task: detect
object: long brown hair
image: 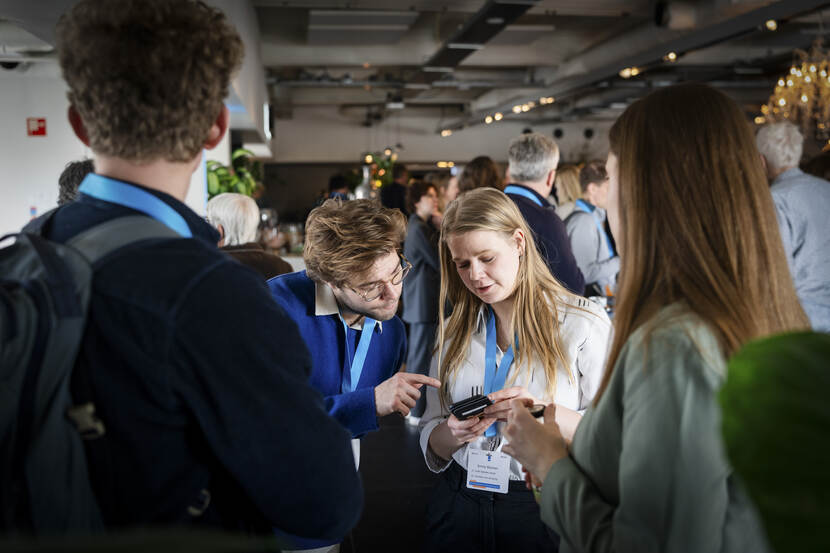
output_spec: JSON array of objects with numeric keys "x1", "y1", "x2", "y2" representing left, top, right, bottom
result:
[
  {"x1": 436, "y1": 188, "x2": 586, "y2": 406},
  {"x1": 458, "y1": 156, "x2": 503, "y2": 193},
  {"x1": 597, "y1": 83, "x2": 809, "y2": 401}
]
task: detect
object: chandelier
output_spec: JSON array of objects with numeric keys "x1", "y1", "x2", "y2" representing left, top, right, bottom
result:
[{"x1": 762, "y1": 39, "x2": 830, "y2": 138}]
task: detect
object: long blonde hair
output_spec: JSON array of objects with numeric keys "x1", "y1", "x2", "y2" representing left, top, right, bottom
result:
[
  {"x1": 598, "y1": 83, "x2": 809, "y2": 402},
  {"x1": 436, "y1": 188, "x2": 585, "y2": 406}
]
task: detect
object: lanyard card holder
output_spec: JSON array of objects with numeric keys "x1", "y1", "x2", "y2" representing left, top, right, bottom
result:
[{"x1": 449, "y1": 394, "x2": 492, "y2": 420}]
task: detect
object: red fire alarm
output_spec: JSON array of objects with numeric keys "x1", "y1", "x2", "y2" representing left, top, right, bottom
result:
[{"x1": 27, "y1": 117, "x2": 47, "y2": 136}]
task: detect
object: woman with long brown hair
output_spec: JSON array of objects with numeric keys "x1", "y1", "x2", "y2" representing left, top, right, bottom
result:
[
  {"x1": 418, "y1": 187, "x2": 611, "y2": 552},
  {"x1": 503, "y1": 83, "x2": 809, "y2": 552}
]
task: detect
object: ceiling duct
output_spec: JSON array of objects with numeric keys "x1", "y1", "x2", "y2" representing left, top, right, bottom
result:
[
  {"x1": 406, "y1": 0, "x2": 541, "y2": 90},
  {"x1": 307, "y1": 10, "x2": 419, "y2": 45}
]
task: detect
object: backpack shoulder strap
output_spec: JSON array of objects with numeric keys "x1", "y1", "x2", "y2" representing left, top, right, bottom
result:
[{"x1": 67, "y1": 216, "x2": 183, "y2": 265}]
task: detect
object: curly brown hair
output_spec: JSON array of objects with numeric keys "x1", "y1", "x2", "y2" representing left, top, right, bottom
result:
[
  {"x1": 56, "y1": 0, "x2": 243, "y2": 162},
  {"x1": 304, "y1": 199, "x2": 407, "y2": 287}
]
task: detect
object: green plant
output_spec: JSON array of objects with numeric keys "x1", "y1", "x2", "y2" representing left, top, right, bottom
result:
[{"x1": 206, "y1": 148, "x2": 262, "y2": 199}]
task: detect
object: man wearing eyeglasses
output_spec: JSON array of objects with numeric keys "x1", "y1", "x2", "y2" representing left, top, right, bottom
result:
[{"x1": 268, "y1": 199, "x2": 440, "y2": 551}]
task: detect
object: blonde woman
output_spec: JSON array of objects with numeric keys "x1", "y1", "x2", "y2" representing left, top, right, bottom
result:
[
  {"x1": 504, "y1": 83, "x2": 809, "y2": 552},
  {"x1": 554, "y1": 165, "x2": 581, "y2": 219},
  {"x1": 418, "y1": 188, "x2": 611, "y2": 553}
]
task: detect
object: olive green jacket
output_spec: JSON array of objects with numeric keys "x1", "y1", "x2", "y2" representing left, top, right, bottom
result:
[{"x1": 540, "y1": 305, "x2": 770, "y2": 553}]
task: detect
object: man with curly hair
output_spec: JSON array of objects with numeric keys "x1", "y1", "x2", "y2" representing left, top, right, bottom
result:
[
  {"x1": 39, "y1": 0, "x2": 362, "y2": 538},
  {"x1": 268, "y1": 199, "x2": 440, "y2": 551}
]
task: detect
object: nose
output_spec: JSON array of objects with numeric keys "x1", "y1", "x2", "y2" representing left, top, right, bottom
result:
[
  {"x1": 468, "y1": 260, "x2": 486, "y2": 281},
  {"x1": 378, "y1": 279, "x2": 401, "y2": 300}
]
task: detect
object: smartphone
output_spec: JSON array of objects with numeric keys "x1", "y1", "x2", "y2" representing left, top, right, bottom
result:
[
  {"x1": 449, "y1": 394, "x2": 492, "y2": 420},
  {"x1": 528, "y1": 404, "x2": 545, "y2": 418}
]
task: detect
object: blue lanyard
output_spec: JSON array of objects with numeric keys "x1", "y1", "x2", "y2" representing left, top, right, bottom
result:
[
  {"x1": 78, "y1": 174, "x2": 193, "y2": 238},
  {"x1": 340, "y1": 317, "x2": 377, "y2": 393},
  {"x1": 504, "y1": 185, "x2": 543, "y2": 207},
  {"x1": 483, "y1": 307, "x2": 515, "y2": 437},
  {"x1": 575, "y1": 199, "x2": 615, "y2": 257}
]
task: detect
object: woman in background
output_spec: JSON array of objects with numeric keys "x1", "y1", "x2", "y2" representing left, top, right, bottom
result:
[
  {"x1": 503, "y1": 83, "x2": 809, "y2": 553},
  {"x1": 553, "y1": 165, "x2": 581, "y2": 220},
  {"x1": 419, "y1": 188, "x2": 611, "y2": 553},
  {"x1": 457, "y1": 156, "x2": 503, "y2": 194}
]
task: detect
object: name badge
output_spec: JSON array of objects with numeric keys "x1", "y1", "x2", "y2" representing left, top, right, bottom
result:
[{"x1": 466, "y1": 448, "x2": 510, "y2": 494}]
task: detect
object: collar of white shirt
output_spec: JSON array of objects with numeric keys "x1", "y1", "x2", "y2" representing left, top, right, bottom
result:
[{"x1": 314, "y1": 280, "x2": 384, "y2": 332}]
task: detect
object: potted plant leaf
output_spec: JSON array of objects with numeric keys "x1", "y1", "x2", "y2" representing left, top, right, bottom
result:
[{"x1": 206, "y1": 148, "x2": 263, "y2": 199}]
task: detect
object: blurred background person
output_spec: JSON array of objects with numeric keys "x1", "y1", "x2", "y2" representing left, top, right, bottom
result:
[
  {"x1": 207, "y1": 193, "x2": 293, "y2": 279},
  {"x1": 57, "y1": 158, "x2": 94, "y2": 205},
  {"x1": 553, "y1": 165, "x2": 581, "y2": 220},
  {"x1": 427, "y1": 171, "x2": 459, "y2": 214},
  {"x1": 381, "y1": 163, "x2": 409, "y2": 216},
  {"x1": 328, "y1": 173, "x2": 350, "y2": 201},
  {"x1": 565, "y1": 160, "x2": 619, "y2": 297},
  {"x1": 756, "y1": 121, "x2": 830, "y2": 332},
  {"x1": 504, "y1": 133, "x2": 585, "y2": 294},
  {"x1": 503, "y1": 83, "x2": 808, "y2": 553},
  {"x1": 457, "y1": 155, "x2": 503, "y2": 194},
  {"x1": 402, "y1": 180, "x2": 441, "y2": 423}
]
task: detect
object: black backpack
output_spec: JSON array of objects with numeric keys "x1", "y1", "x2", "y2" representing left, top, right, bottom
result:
[{"x1": 0, "y1": 212, "x2": 179, "y2": 535}]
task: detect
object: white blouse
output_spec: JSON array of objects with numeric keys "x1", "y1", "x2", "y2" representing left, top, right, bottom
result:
[{"x1": 418, "y1": 295, "x2": 612, "y2": 481}]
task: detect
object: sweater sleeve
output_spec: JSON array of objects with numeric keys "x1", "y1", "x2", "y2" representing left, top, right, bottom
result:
[
  {"x1": 173, "y1": 262, "x2": 363, "y2": 541},
  {"x1": 323, "y1": 388, "x2": 380, "y2": 438},
  {"x1": 539, "y1": 328, "x2": 748, "y2": 553}
]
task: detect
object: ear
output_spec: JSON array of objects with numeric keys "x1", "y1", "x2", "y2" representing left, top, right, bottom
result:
[
  {"x1": 216, "y1": 224, "x2": 225, "y2": 247},
  {"x1": 759, "y1": 154, "x2": 768, "y2": 172},
  {"x1": 67, "y1": 105, "x2": 91, "y2": 147},
  {"x1": 546, "y1": 168, "x2": 557, "y2": 187},
  {"x1": 511, "y1": 228, "x2": 526, "y2": 256},
  {"x1": 204, "y1": 105, "x2": 230, "y2": 150}
]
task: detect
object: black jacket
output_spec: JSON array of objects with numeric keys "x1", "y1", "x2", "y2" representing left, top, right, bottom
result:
[
  {"x1": 505, "y1": 184, "x2": 585, "y2": 294},
  {"x1": 44, "y1": 180, "x2": 363, "y2": 538}
]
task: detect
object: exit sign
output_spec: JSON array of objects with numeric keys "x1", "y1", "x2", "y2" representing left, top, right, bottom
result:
[{"x1": 27, "y1": 117, "x2": 46, "y2": 136}]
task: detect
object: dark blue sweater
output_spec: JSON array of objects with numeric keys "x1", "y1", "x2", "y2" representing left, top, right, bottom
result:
[
  {"x1": 505, "y1": 183, "x2": 586, "y2": 294},
  {"x1": 42, "y1": 179, "x2": 362, "y2": 539},
  {"x1": 268, "y1": 271, "x2": 407, "y2": 438}
]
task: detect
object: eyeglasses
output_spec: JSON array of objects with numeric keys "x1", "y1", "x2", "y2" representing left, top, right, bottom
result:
[{"x1": 349, "y1": 255, "x2": 412, "y2": 302}]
